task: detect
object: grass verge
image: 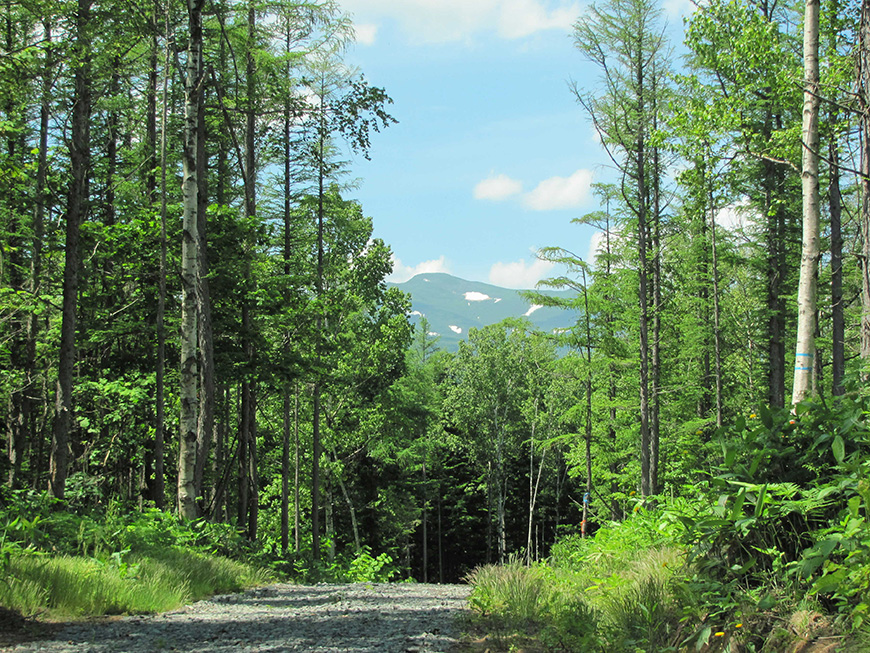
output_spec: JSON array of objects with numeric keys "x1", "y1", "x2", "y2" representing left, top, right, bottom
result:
[{"x1": 0, "y1": 548, "x2": 272, "y2": 620}]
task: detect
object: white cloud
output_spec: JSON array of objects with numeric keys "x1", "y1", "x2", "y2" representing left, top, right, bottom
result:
[
  {"x1": 498, "y1": 0, "x2": 579, "y2": 39},
  {"x1": 474, "y1": 173, "x2": 523, "y2": 201},
  {"x1": 587, "y1": 230, "x2": 604, "y2": 267},
  {"x1": 523, "y1": 304, "x2": 543, "y2": 317},
  {"x1": 662, "y1": 0, "x2": 695, "y2": 20},
  {"x1": 489, "y1": 258, "x2": 555, "y2": 289},
  {"x1": 449, "y1": 325, "x2": 463, "y2": 334},
  {"x1": 524, "y1": 169, "x2": 593, "y2": 211},
  {"x1": 339, "y1": 0, "x2": 581, "y2": 44},
  {"x1": 388, "y1": 255, "x2": 451, "y2": 283},
  {"x1": 716, "y1": 199, "x2": 754, "y2": 231},
  {"x1": 465, "y1": 291, "x2": 492, "y2": 301},
  {"x1": 354, "y1": 23, "x2": 378, "y2": 45}
]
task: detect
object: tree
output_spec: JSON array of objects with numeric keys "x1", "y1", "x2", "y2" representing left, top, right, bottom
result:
[
  {"x1": 178, "y1": 0, "x2": 206, "y2": 520},
  {"x1": 860, "y1": 0, "x2": 870, "y2": 367},
  {"x1": 572, "y1": 0, "x2": 671, "y2": 496},
  {"x1": 792, "y1": 0, "x2": 822, "y2": 404},
  {"x1": 445, "y1": 320, "x2": 555, "y2": 563},
  {"x1": 51, "y1": 0, "x2": 93, "y2": 500}
]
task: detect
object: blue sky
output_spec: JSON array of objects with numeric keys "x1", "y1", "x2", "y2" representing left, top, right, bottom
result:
[{"x1": 337, "y1": 0, "x2": 691, "y2": 289}]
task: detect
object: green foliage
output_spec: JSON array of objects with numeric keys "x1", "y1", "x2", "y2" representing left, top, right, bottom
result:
[
  {"x1": 290, "y1": 545, "x2": 399, "y2": 584},
  {"x1": 0, "y1": 497, "x2": 273, "y2": 619},
  {"x1": 0, "y1": 548, "x2": 270, "y2": 618},
  {"x1": 466, "y1": 558, "x2": 603, "y2": 651},
  {"x1": 343, "y1": 546, "x2": 398, "y2": 583}
]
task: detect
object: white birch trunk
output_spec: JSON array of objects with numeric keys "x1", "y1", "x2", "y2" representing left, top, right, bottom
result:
[
  {"x1": 177, "y1": 0, "x2": 204, "y2": 520},
  {"x1": 792, "y1": 0, "x2": 821, "y2": 405}
]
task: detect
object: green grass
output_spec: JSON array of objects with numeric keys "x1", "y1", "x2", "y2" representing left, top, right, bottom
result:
[
  {"x1": 0, "y1": 549, "x2": 272, "y2": 619},
  {"x1": 464, "y1": 548, "x2": 691, "y2": 652}
]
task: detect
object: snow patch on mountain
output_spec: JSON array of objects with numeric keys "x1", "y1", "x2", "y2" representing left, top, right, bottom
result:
[{"x1": 464, "y1": 291, "x2": 491, "y2": 301}]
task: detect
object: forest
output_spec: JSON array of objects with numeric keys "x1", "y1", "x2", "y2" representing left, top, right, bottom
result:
[{"x1": 3, "y1": 0, "x2": 870, "y2": 649}]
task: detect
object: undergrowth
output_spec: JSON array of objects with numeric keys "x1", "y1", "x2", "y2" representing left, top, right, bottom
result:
[
  {"x1": 0, "y1": 496, "x2": 273, "y2": 620},
  {"x1": 464, "y1": 392, "x2": 870, "y2": 652}
]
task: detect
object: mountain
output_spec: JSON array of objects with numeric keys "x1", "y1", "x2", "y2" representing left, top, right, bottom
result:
[{"x1": 388, "y1": 273, "x2": 579, "y2": 351}]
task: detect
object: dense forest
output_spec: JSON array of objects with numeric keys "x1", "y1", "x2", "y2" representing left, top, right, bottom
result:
[{"x1": 3, "y1": 0, "x2": 870, "y2": 646}]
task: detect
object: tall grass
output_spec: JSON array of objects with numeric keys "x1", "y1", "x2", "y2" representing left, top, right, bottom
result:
[
  {"x1": 465, "y1": 536, "x2": 686, "y2": 651},
  {"x1": 0, "y1": 549, "x2": 271, "y2": 619},
  {"x1": 465, "y1": 558, "x2": 602, "y2": 651}
]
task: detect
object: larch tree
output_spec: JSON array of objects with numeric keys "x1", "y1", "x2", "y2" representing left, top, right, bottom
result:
[{"x1": 572, "y1": 0, "x2": 671, "y2": 497}]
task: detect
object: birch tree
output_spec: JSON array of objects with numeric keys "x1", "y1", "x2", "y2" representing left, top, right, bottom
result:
[
  {"x1": 792, "y1": 0, "x2": 822, "y2": 404},
  {"x1": 177, "y1": 0, "x2": 206, "y2": 520}
]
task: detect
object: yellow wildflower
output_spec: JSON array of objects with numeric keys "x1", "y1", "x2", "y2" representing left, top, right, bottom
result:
[{"x1": 714, "y1": 631, "x2": 725, "y2": 637}]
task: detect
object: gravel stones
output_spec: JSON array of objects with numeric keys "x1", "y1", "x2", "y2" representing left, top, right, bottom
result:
[{"x1": 2, "y1": 583, "x2": 471, "y2": 653}]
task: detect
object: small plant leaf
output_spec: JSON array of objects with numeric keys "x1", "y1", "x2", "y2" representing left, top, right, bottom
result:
[{"x1": 832, "y1": 435, "x2": 845, "y2": 464}]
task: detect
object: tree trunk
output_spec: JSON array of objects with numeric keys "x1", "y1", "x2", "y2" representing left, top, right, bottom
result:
[
  {"x1": 294, "y1": 384, "x2": 300, "y2": 553},
  {"x1": 177, "y1": 0, "x2": 205, "y2": 520},
  {"x1": 709, "y1": 168, "x2": 724, "y2": 426},
  {"x1": 282, "y1": 386, "x2": 291, "y2": 555},
  {"x1": 792, "y1": 0, "x2": 821, "y2": 405},
  {"x1": 860, "y1": 0, "x2": 870, "y2": 365},
  {"x1": 422, "y1": 462, "x2": 428, "y2": 582},
  {"x1": 312, "y1": 95, "x2": 326, "y2": 560},
  {"x1": 829, "y1": 120, "x2": 844, "y2": 395},
  {"x1": 153, "y1": 9, "x2": 170, "y2": 508},
  {"x1": 51, "y1": 0, "x2": 92, "y2": 500}
]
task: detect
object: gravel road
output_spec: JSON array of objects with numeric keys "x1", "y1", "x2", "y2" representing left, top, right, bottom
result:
[{"x1": 1, "y1": 583, "x2": 471, "y2": 653}]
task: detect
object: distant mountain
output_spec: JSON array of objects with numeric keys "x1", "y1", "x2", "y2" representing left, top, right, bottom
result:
[{"x1": 388, "y1": 273, "x2": 579, "y2": 351}]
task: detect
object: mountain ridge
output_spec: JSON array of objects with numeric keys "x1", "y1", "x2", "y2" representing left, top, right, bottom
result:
[{"x1": 388, "y1": 272, "x2": 578, "y2": 351}]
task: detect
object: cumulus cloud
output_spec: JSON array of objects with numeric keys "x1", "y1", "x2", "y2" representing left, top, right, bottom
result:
[
  {"x1": 586, "y1": 230, "x2": 604, "y2": 267},
  {"x1": 662, "y1": 0, "x2": 695, "y2": 19},
  {"x1": 465, "y1": 291, "x2": 492, "y2": 301},
  {"x1": 388, "y1": 255, "x2": 451, "y2": 283},
  {"x1": 523, "y1": 169, "x2": 594, "y2": 211},
  {"x1": 716, "y1": 199, "x2": 755, "y2": 231},
  {"x1": 498, "y1": 0, "x2": 579, "y2": 38},
  {"x1": 474, "y1": 173, "x2": 523, "y2": 201},
  {"x1": 489, "y1": 257, "x2": 555, "y2": 289},
  {"x1": 354, "y1": 23, "x2": 378, "y2": 45},
  {"x1": 339, "y1": 0, "x2": 581, "y2": 44}
]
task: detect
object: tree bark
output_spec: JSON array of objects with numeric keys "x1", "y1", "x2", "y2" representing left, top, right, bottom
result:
[
  {"x1": 153, "y1": 7, "x2": 170, "y2": 508},
  {"x1": 792, "y1": 0, "x2": 821, "y2": 405},
  {"x1": 829, "y1": 120, "x2": 845, "y2": 395},
  {"x1": 860, "y1": 0, "x2": 870, "y2": 365},
  {"x1": 177, "y1": 0, "x2": 205, "y2": 520},
  {"x1": 50, "y1": 0, "x2": 91, "y2": 500}
]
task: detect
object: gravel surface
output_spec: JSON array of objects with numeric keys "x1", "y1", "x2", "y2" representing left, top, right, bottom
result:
[{"x1": 1, "y1": 583, "x2": 471, "y2": 653}]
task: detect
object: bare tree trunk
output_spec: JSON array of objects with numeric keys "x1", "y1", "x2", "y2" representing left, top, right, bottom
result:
[
  {"x1": 13, "y1": 20, "x2": 52, "y2": 490},
  {"x1": 282, "y1": 387, "x2": 291, "y2": 555},
  {"x1": 860, "y1": 0, "x2": 870, "y2": 365},
  {"x1": 422, "y1": 462, "x2": 428, "y2": 582},
  {"x1": 792, "y1": 0, "x2": 821, "y2": 405},
  {"x1": 51, "y1": 0, "x2": 91, "y2": 500},
  {"x1": 830, "y1": 121, "x2": 845, "y2": 395},
  {"x1": 312, "y1": 96, "x2": 327, "y2": 560},
  {"x1": 177, "y1": 0, "x2": 205, "y2": 520},
  {"x1": 709, "y1": 171, "x2": 724, "y2": 426},
  {"x1": 153, "y1": 10, "x2": 170, "y2": 508},
  {"x1": 294, "y1": 385, "x2": 300, "y2": 553}
]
